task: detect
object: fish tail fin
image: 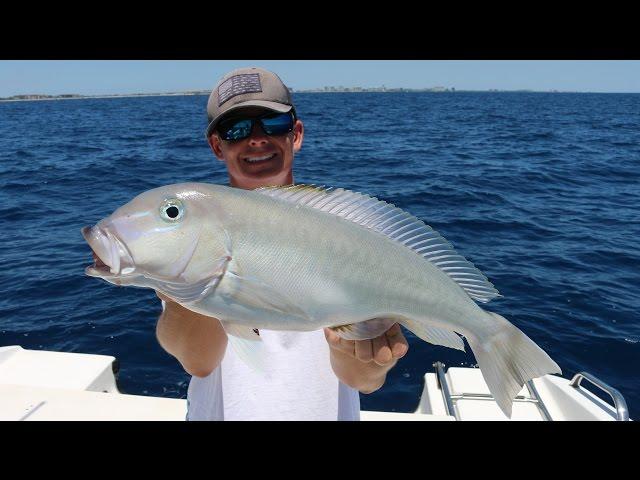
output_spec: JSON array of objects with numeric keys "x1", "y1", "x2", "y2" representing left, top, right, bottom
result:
[{"x1": 466, "y1": 311, "x2": 562, "y2": 418}]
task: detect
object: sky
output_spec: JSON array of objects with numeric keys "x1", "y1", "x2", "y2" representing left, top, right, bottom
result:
[{"x1": 1, "y1": 60, "x2": 639, "y2": 97}]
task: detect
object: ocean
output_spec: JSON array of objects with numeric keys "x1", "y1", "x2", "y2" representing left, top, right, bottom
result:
[{"x1": 1, "y1": 92, "x2": 638, "y2": 416}]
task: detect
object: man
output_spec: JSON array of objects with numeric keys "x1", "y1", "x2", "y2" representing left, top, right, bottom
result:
[{"x1": 155, "y1": 67, "x2": 408, "y2": 420}]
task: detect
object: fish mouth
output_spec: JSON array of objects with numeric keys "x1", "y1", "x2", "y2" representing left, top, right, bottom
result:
[{"x1": 82, "y1": 225, "x2": 136, "y2": 280}]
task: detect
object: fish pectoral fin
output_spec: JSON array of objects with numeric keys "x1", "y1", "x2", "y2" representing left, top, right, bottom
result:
[
  {"x1": 330, "y1": 317, "x2": 398, "y2": 340},
  {"x1": 224, "y1": 270, "x2": 310, "y2": 320},
  {"x1": 152, "y1": 255, "x2": 231, "y2": 304},
  {"x1": 220, "y1": 321, "x2": 262, "y2": 341},
  {"x1": 219, "y1": 321, "x2": 268, "y2": 374}
]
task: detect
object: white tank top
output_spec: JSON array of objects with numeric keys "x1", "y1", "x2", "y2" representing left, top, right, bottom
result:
[{"x1": 185, "y1": 328, "x2": 361, "y2": 421}]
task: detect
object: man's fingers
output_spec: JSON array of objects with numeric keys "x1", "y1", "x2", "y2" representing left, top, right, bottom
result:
[
  {"x1": 385, "y1": 322, "x2": 403, "y2": 337},
  {"x1": 372, "y1": 333, "x2": 393, "y2": 366},
  {"x1": 325, "y1": 325, "x2": 408, "y2": 363},
  {"x1": 324, "y1": 327, "x2": 340, "y2": 345},
  {"x1": 355, "y1": 339, "x2": 374, "y2": 363},
  {"x1": 386, "y1": 323, "x2": 409, "y2": 359},
  {"x1": 324, "y1": 328, "x2": 355, "y2": 357}
]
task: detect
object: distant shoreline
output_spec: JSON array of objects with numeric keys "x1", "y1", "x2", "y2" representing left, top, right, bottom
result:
[
  {"x1": 1, "y1": 89, "x2": 635, "y2": 102},
  {"x1": 0, "y1": 92, "x2": 208, "y2": 103}
]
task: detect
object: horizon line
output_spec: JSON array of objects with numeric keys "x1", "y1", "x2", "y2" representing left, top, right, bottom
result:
[{"x1": 2, "y1": 88, "x2": 640, "y2": 101}]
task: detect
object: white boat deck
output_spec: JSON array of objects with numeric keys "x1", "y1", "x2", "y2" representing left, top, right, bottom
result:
[
  {"x1": 0, "y1": 346, "x2": 629, "y2": 421},
  {"x1": 0, "y1": 345, "x2": 118, "y2": 392},
  {"x1": 417, "y1": 365, "x2": 621, "y2": 421},
  {"x1": 1, "y1": 384, "x2": 187, "y2": 421}
]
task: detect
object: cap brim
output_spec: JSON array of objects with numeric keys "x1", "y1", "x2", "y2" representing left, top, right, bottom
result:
[{"x1": 205, "y1": 101, "x2": 293, "y2": 138}]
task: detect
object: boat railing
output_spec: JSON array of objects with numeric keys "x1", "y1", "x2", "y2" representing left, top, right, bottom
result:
[
  {"x1": 433, "y1": 361, "x2": 456, "y2": 417},
  {"x1": 569, "y1": 371, "x2": 629, "y2": 421},
  {"x1": 433, "y1": 361, "x2": 552, "y2": 420}
]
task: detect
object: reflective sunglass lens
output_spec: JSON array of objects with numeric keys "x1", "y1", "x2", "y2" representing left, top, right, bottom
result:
[
  {"x1": 220, "y1": 118, "x2": 253, "y2": 141},
  {"x1": 217, "y1": 112, "x2": 294, "y2": 141},
  {"x1": 261, "y1": 113, "x2": 294, "y2": 135}
]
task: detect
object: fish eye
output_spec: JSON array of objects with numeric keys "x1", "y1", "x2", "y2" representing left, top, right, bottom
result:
[
  {"x1": 166, "y1": 206, "x2": 179, "y2": 218},
  {"x1": 160, "y1": 199, "x2": 184, "y2": 222}
]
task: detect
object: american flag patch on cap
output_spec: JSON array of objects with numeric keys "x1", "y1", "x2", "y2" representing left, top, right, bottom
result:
[{"x1": 218, "y1": 73, "x2": 262, "y2": 106}]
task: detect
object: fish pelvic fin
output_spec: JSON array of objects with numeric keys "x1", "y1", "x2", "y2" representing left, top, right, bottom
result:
[
  {"x1": 219, "y1": 321, "x2": 268, "y2": 375},
  {"x1": 466, "y1": 311, "x2": 562, "y2": 418},
  {"x1": 329, "y1": 318, "x2": 397, "y2": 340},
  {"x1": 400, "y1": 318, "x2": 466, "y2": 352}
]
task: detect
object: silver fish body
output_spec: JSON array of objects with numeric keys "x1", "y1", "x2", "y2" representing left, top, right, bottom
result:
[
  {"x1": 195, "y1": 187, "x2": 474, "y2": 328},
  {"x1": 83, "y1": 182, "x2": 561, "y2": 417}
]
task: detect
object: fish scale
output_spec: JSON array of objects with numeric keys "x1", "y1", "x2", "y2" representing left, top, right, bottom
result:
[{"x1": 196, "y1": 187, "x2": 490, "y2": 337}]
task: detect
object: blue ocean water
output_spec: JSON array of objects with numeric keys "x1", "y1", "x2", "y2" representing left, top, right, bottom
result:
[{"x1": 1, "y1": 92, "x2": 639, "y2": 415}]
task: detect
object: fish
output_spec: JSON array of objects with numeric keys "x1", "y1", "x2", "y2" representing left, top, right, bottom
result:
[{"x1": 82, "y1": 182, "x2": 561, "y2": 417}]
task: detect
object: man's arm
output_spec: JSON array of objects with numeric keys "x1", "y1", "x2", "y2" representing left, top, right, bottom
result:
[
  {"x1": 324, "y1": 323, "x2": 409, "y2": 394},
  {"x1": 155, "y1": 293, "x2": 228, "y2": 378}
]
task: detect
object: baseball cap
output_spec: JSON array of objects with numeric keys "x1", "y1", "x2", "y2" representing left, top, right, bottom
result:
[{"x1": 205, "y1": 67, "x2": 295, "y2": 138}]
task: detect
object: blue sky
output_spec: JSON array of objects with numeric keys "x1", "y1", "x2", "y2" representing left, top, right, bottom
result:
[{"x1": 1, "y1": 61, "x2": 639, "y2": 96}]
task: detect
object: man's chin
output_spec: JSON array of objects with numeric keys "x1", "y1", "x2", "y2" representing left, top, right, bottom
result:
[
  {"x1": 232, "y1": 166, "x2": 292, "y2": 189},
  {"x1": 239, "y1": 158, "x2": 284, "y2": 177}
]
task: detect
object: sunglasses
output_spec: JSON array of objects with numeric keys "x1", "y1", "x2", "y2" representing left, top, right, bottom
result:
[{"x1": 216, "y1": 111, "x2": 295, "y2": 142}]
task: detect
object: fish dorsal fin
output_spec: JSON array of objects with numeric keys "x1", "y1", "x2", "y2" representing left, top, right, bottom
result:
[{"x1": 255, "y1": 185, "x2": 500, "y2": 303}]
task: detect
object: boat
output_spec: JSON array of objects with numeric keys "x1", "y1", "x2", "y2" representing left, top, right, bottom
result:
[{"x1": 0, "y1": 345, "x2": 630, "y2": 421}]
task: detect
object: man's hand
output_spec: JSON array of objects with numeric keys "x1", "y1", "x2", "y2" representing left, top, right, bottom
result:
[
  {"x1": 324, "y1": 323, "x2": 409, "y2": 366},
  {"x1": 324, "y1": 323, "x2": 409, "y2": 393}
]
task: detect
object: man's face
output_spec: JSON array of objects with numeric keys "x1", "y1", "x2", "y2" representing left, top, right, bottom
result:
[{"x1": 208, "y1": 107, "x2": 304, "y2": 190}]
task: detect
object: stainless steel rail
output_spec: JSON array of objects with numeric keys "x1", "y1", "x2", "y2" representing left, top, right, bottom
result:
[
  {"x1": 433, "y1": 362, "x2": 456, "y2": 418},
  {"x1": 525, "y1": 379, "x2": 553, "y2": 421},
  {"x1": 433, "y1": 362, "x2": 553, "y2": 420},
  {"x1": 569, "y1": 372, "x2": 629, "y2": 421}
]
